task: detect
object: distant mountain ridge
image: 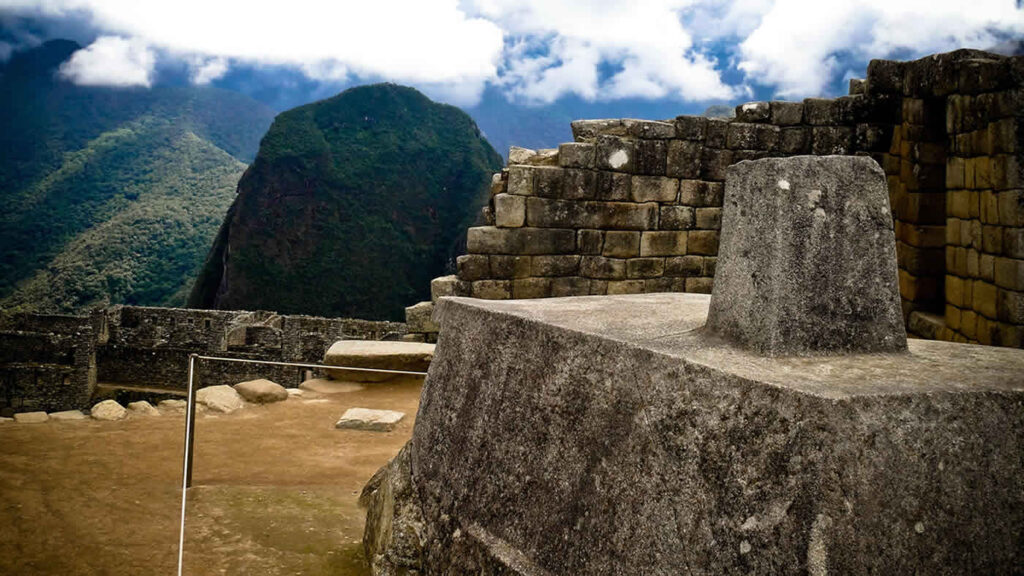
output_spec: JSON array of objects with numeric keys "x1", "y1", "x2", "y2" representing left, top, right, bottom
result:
[
  {"x1": 189, "y1": 83, "x2": 504, "y2": 321},
  {"x1": 0, "y1": 40, "x2": 275, "y2": 313}
]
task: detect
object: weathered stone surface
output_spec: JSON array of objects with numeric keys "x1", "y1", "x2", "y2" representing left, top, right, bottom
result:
[
  {"x1": 233, "y1": 379, "x2": 289, "y2": 404},
  {"x1": 525, "y1": 198, "x2": 657, "y2": 230},
  {"x1": 707, "y1": 156, "x2": 906, "y2": 355},
  {"x1": 640, "y1": 231, "x2": 687, "y2": 257},
  {"x1": 430, "y1": 275, "x2": 465, "y2": 302},
  {"x1": 405, "y1": 301, "x2": 439, "y2": 333},
  {"x1": 631, "y1": 176, "x2": 678, "y2": 203},
  {"x1": 595, "y1": 135, "x2": 635, "y2": 172},
  {"x1": 735, "y1": 101, "x2": 770, "y2": 122},
  {"x1": 91, "y1": 399, "x2": 127, "y2": 421},
  {"x1": 571, "y1": 119, "x2": 624, "y2": 141},
  {"x1": 13, "y1": 411, "x2": 49, "y2": 423},
  {"x1": 770, "y1": 101, "x2": 804, "y2": 125},
  {"x1": 595, "y1": 171, "x2": 631, "y2": 201},
  {"x1": 299, "y1": 378, "x2": 364, "y2": 394},
  {"x1": 360, "y1": 443, "x2": 425, "y2": 574},
  {"x1": 467, "y1": 227, "x2": 576, "y2": 255},
  {"x1": 659, "y1": 205, "x2": 695, "y2": 230},
  {"x1": 602, "y1": 231, "x2": 640, "y2": 258},
  {"x1": 557, "y1": 142, "x2": 595, "y2": 168},
  {"x1": 494, "y1": 194, "x2": 526, "y2": 228},
  {"x1": 508, "y1": 146, "x2": 536, "y2": 165},
  {"x1": 673, "y1": 115, "x2": 707, "y2": 140},
  {"x1": 286, "y1": 387, "x2": 304, "y2": 397},
  {"x1": 324, "y1": 340, "x2": 434, "y2": 382},
  {"x1": 456, "y1": 254, "x2": 489, "y2": 281},
  {"x1": 368, "y1": 293, "x2": 1024, "y2": 575},
  {"x1": 335, "y1": 408, "x2": 405, "y2": 432},
  {"x1": 49, "y1": 410, "x2": 87, "y2": 421},
  {"x1": 625, "y1": 119, "x2": 676, "y2": 139},
  {"x1": 195, "y1": 386, "x2": 245, "y2": 414},
  {"x1": 126, "y1": 401, "x2": 160, "y2": 416},
  {"x1": 158, "y1": 399, "x2": 187, "y2": 412},
  {"x1": 666, "y1": 139, "x2": 702, "y2": 179}
]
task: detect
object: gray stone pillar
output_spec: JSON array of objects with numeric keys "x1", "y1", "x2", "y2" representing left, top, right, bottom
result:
[{"x1": 706, "y1": 156, "x2": 907, "y2": 355}]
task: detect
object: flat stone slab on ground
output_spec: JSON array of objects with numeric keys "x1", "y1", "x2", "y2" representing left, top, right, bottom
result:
[
  {"x1": 49, "y1": 410, "x2": 87, "y2": 421},
  {"x1": 127, "y1": 401, "x2": 160, "y2": 416},
  {"x1": 233, "y1": 379, "x2": 288, "y2": 404},
  {"x1": 335, "y1": 408, "x2": 405, "y2": 432},
  {"x1": 13, "y1": 411, "x2": 49, "y2": 423},
  {"x1": 285, "y1": 388, "x2": 303, "y2": 397},
  {"x1": 158, "y1": 399, "x2": 186, "y2": 411},
  {"x1": 299, "y1": 378, "x2": 363, "y2": 395},
  {"x1": 323, "y1": 340, "x2": 434, "y2": 382},
  {"x1": 91, "y1": 400, "x2": 127, "y2": 421},
  {"x1": 196, "y1": 385, "x2": 245, "y2": 414}
]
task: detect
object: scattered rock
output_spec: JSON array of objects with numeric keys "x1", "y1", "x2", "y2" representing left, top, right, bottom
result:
[
  {"x1": 195, "y1": 385, "x2": 245, "y2": 414},
  {"x1": 233, "y1": 379, "x2": 288, "y2": 404},
  {"x1": 335, "y1": 408, "x2": 405, "y2": 432},
  {"x1": 91, "y1": 400, "x2": 127, "y2": 421},
  {"x1": 49, "y1": 410, "x2": 87, "y2": 421},
  {"x1": 286, "y1": 388, "x2": 303, "y2": 398},
  {"x1": 158, "y1": 399, "x2": 187, "y2": 412},
  {"x1": 323, "y1": 340, "x2": 434, "y2": 382},
  {"x1": 299, "y1": 378, "x2": 363, "y2": 394},
  {"x1": 0, "y1": 417, "x2": 13, "y2": 423},
  {"x1": 13, "y1": 411, "x2": 49, "y2": 424},
  {"x1": 127, "y1": 401, "x2": 160, "y2": 416}
]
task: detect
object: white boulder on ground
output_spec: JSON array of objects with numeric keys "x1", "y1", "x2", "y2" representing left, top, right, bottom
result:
[
  {"x1": 323, "y1": 340, "x2": 434, "y2": 382},
  {"x1": 91, "y1": 400, "x2": 127, "y2": 421},
  {"x1": 127, "y1": 401, "x2": 160, "y2": 416},
  {"x1": 49, "y1": 410, "x2": 87, "y2": 421},
  {"x1": 233, "y1": 379, "x2": 289, "y2": 404},
  {"x1": 286, "y1": 388, "x2": 303, "y2": 398},
  {"x1": 158, "y1": 399, "x2": 187, "y2": 412},
  {"x1": 195, "y1": 385, "x2": 245, "y2": 413},
  {"x1": 299, "y1": 378, "x2": 363, "y2": 394},
  {"x1": 335, "y1": 408, "x2": 405, "y2": 432},
  {"x1": 13, "y1": 411, "x2": 49, "y2": 423}
]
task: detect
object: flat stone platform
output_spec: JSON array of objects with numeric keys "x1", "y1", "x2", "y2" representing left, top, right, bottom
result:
[{"x1": 400, "y1": 293, "x2": 1024, "y2": 575}]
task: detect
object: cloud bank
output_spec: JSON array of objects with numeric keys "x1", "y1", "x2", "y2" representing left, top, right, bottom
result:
[{"x1": 2, "y1": 0, "x2": 1023, "y2": 104}]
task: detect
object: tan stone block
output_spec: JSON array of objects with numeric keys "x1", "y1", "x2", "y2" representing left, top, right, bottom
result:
[
  {"x1": 589, "y1": 279, "x2": 608, "y2": 295},
  {"x1": 994, "y1": 257, "x2": 1024, "y2": 291},
  {"x1": 550, "y1": 277, "x2": 591, "y2": 297},
  {"x1": 973, "y1": 280, "x2": 998, "y2": 319},
  {"x1": 643, "y1": 278, "x2": 675, "y2": 293},
  {"x1": 1005, "y1": 228, "x2": 1024, "y2": 259},
  {"x1": 951, "y1": 246, "x2": 969, "y2": 277},
  {"x1": 659, "y1": 205, "x2": 695, "y2": 230},
  {"x1": 664, "y1": 256, "x2": 704, "y2": 277},
  {"x1": 687, "y1": 230, "x2": 720, "y2": 255},
  {"x1": 531, "y1": 255, "x2": 581, "y2": 277},
  {"x1": 685, "y1": 277, "x2": 714, "y2": 294},
  {"x1": 945, "y1": 304, "x2": 961, "y2": 331},
  {"x1": 457, "y1": 254, "x2": 490, "y2": 281},
  {"x1": 494, "y1": 193, "x2": 526, "y2": 228},
  {"x1": 678, "y1": 180, "x2": 723, "y2": 207},
  {"x1": 949, "y1": 190, "x2": 971, "y2": 219},
  {"x1": 507, "y1": 165, "x2": 534, "y2": 196},
  {"x1": 969, "y1": 191, "x2": 981, "y2": 219},
  {"x1": 489, "y1": 255, "x2": 532, "y2": 279},
  {"x1": 580, "y1": 256, "x2": 627, "y2": 280},
  {"x1": 606, "y1": 280, "x2": 645, "y2": 295},
  {"x1": 981, "y1": 253, "x2": 996, "y2": 281},
  {"x1": 980, "y1": 191, "x2": 1000, "y2": 225},
  {"x1": 946, "y1": 157, "x2": 965, "y2": 189},
  {"x1": 578, "y1": 229, "x2": 603, "y2": 255},
  {"x1": 631, "y1": 176, "x2": 679, "y2": 203},
  {"x1": 975, "y1": 157, "x2": 993, "y2": 189},
  {"x1": 467, "y1": 227, "x2": 576, "y2": 255},
  {"x1": 603, "y1": 231, "x2": 641, "y2": 258},
  {"x1": 512, "y1": 277, "x2": 552, "y2": 299},
  {"x1": 703, "y1": 257, "x2": 717, "y2": 277},
  {"x1": 695, "y1": 208, "x2": 722, "y2": 230},
  {"x1": 945, "y1": 218, "x2": 962, "y2": 245},
  {"x1": 626, "y1": 258, "x2": 665, "y2": 279},
  {"x1": 976, "y1": 315, "x2": 994, "y2": 345},
  {"x1": 946, "y1": 275, "x2": 964, "y2": 307},
  {"x1": 640, "y1": 231, "x2": 687, "y2": 257},
  {"x1": 471, "y1": 280, "x2": 512, "y2": 299},
  {"x1": 983, "y1": 225, "x2": 1003, "y2": 255},
  {"x1": 998, "y1": 190, "x2": 1024, "y2": 226},
  {"x1": 967, "y1": 249, "x2": 980, "y2": 278},
  {"x1": 964, "y1": 157, "x2": 977, "y2": 189},
  {"x1": 997, "y1": 288, "x2": 1024, "y2": 324},
  {"x1": 961, "y1": 310, "x2": 978, "y2": 339},
  {"x1": 993, "y1": 155, "x2": 1021, "y2": 191},
  {"x1": 998, "y1": 322, "x2": 1024, "y2": 347}
]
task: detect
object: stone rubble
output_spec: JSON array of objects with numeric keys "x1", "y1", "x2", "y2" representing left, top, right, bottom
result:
[
  {"x1": 195, "y1": 385, "x2": 245, "y2": 414},
  {"x1": 233, "y1": 379, "x2": 289, "y2": 404},
  {"x1": 49, "y1": 410, "x2": 87, "y2": 421},
  {"x1": 13, "y1": 411, "x2": 49, "y2": 424},
  {"x1": 90, "y1": 400, "x2": 127, "y2": 421},
  {"x1": 127, "y1": 401, "x2": 161, "y2": 416},
  {"x1": 335, "y1": 408, "x2": 405, "y2": 432}
]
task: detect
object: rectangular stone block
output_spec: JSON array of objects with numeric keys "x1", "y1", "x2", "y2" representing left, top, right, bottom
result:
[
  {"x1": 997, "y1": 288, "x2": 1024, "y2": 324},
  {"x1": 643, "y1": 277, "x2": 675, "y2": 293},
  {"x1": 507, "y1": 165, "x2": 534, "y2": 196},
  {"x1": 998, "y1": 189, "x2": 1024, "y2": 225},
  {"x1": 531, "y1": 255, "x2": 581, "y2": 277},
  {"x1": 635, "y1": 139, "x2": 668, "y2": 176},
  {"x1": 603, "y1": 231, "x2": 641, "y2": 258},
  {"x1": 561, "y1": 168, "x2": 597, "y2": 200},
  {"x1": 993, "y1": 155, "x2": 1021, "y2": 191},
  {"x1": 533, "y1": 166, "x2": 564, "y2": 198},
  {"x1": 640, "y1": 231, "x2": 687, "y2": 257},
  {"x1": 550, "y1": 277, "x2": 590, "y2": 297},
  {"x1": 626, "y1": 258, "x2": 665, "y2": 279},
  {"x1": 811, "y1": 126, "x2": 854, "y2": 155},
  {"x1": 685, "y1": 277, "x2": 714, "y2": 293},
  {"x1": 700, "y1": 148, "x2": 733, "y2": 181},
  {"x1": 525, "y1": 197, "x2": 657, "y2": 230},
  {"x1": 974, "y1": 280, "x2": 999, "y2": 319},
  {"x1": 631, "y1": 176, "x2": 679, "y2": 203},
  {"x1": 659, "y1": 205, "x2": 695, "y2": 230},
  {"x1": 728, "y1": 123, "x2": 779, "y2": 151},
  {"x1": 704, "y1": 119, "x2": 729, "y2": 148},
  {"x1": 666, "y1": 140, "x2": 702, "y2": 179},
  {"x1": 673, "y1": 115, "x2": 707, "y2": 140},
  {"x1": 494, "y1": 193, "x2": 526, "y2": 228},
  {"x1": 778, "y1": 127, "x2": 810, "y2": 155},
  {"x1": 665, "y1": 255, "x2": 703, "y2": 277},
  {"x1": 512, "y1": 277, "x2": 552, "y2": 299},
  {"x1": 1005, "y1": 228, "x2": 1024, "y2": 259},
  {"x1": 431, "y1": 275, "x2": 469, "y2": 301},
  {"x1": 769, "y1": 101, "x2": 804, "y2": 126},
  {"x1": 626, "y1": 120, "x2": 676, "y2": 139},
  {"x1": 703, "y1": 256, "x2": 717, "y2": 277},
  {"x1": 588, "y1": 279, "x2": 608, "y2": 295},
  {"x1": 679, "y1": 180, "x2": 724, "y2": 207},
  {"x1": 695, "y1": 207, "x2": 722, "y2": 230},
  {"x1": 470, "y1": 280, "x2": 511, "y2": 299},
  {"x1": 580, "y1": 256, "x2": 627, "y2": 280},
  {"x1": 735, "y1": 101, "x2": 770, "y2": 122},
  {"x1": 467, "y1": 227, "x2": 576, "y2": 255},
  {"x1": 989, "y1": 118, "x2": 1022, "y2": 155},
  {"x1": 489, "y1": 255, "x2": 532, "y2": 280},
  {"x1": 687, "y1": 230, "x2": 720, "y2": 255},
  {"x1": 571, "y1": 119, "x2": 623, "y2": 141},
  {"x1": 595, "y1": 171, "x2": 631, "y2": 201},
  {"x1": 994, "y1": 257, "x2": 1024, "y2": 291},
  {"x1": 578, "y1": 229, "x2": 603, "y2": 255},
  {"x1": 596, "y1": 135, "x2": 636, "y2": 173},
  {"x1": 558, "y1": 142, "x2": 596, "y2": 168},
  {"x1": 606, "y1": 280, "x2": 645, "y2": 294},
  {"x1": 457, "y1": 254, "x2": 490, "y2": 281}
]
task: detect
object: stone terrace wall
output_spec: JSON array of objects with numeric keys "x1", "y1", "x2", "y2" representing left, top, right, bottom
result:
[
  {"x1": 408, "y1": 49, "x2": 1024, "y2": 349},
  {"x1": 0, "y1": 305, "x2": 405, "y2": 410}
]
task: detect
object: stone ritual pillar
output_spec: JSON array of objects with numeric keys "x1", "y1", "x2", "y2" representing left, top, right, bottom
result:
[{"x1": 706, "y1": 155, "x2": 908, "y2": 355}]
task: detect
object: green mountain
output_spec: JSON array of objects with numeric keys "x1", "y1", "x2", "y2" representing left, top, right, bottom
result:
[
  {"x1": 0, "y1": 40, "x2": 275, "y2": 312},
  {"x1": 189, "y1": 83, "x2": 504, "y2": 321}
]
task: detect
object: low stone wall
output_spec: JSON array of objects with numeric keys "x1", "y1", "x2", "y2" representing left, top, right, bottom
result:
[{"x1": 406, "y1": 49, "x2": 1024, "y2": 348}]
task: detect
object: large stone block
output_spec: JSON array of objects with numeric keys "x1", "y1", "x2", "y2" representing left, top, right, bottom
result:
[
  {"x1": 666, "y1": 140, "x2": 702, "y2": 179},
  {"x1": 602, "y1": 231, "x2": 641, "y2": 258},
  {"x1": 631, "y1": 176, "x2": 678, "y2": 203},
  {"x1": 770, "y1": 101, "x2": 804, "y2": 126},
  {"x1": 658, "y1": 205, "x2": 695, "y2": 230},
  {"x1": 324, "y1": 340, "x2": 434, "y2": 382},
  {"x1": 494, "y1": 194, "x2": 526, "y2": 228},
  {"x1": 635, "y1": 139, "x2": 668, "y2": 175},
  {"x1": 580, "y1": 256, "x2": 626, "y2": 280},
  {"x1": 373, "y1": 294, "x2": 1024, "y2": 575},
  {"x1": 596, "y1": 135, "x2": 635, "y2": 172},
  {"x1": 595, "y1": 171, "x2": 631, "y2": 201},
  {"x1": 525, "y1": 198, "x2": 657, "y2": 230},
  {"x1": 561, "y1": 168, "x2": 597, "y2": 200},
  {"x1": 558, "y1": 142, "x2": 596, "y2": 168},
  {"x1": 467, "y1": 227, "x2": 576, "y2": 255},
  {"x1": 531, "y1": 255, "x2": 581, "y2": 277},
  {"x1": 707, "y1": 156, "x2": 906, "y2": 355},
  {"x1": 639, "y1": 231, "x2": 687, "y2": 257}
]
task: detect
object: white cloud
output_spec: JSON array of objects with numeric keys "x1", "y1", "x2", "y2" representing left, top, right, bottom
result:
[
  {"x1": 733, "y1": 0, "x2": 1024, "y2": 97},
  {"x1": 190, "y1": 56, "x2": 229, "y2": 85},
  {"x1": 58, "y1": 35, "x2": 155, "y2": 87}
]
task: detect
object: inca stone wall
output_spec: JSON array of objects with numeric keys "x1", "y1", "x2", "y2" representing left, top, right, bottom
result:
[
  {"x1": 408, "y1": 49, "x2": 1024, "y2": 348},
  {"x1": 0, "y1": 306, "x2": 405, "y2": 411}
]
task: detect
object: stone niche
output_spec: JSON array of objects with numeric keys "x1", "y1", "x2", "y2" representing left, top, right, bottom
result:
[{"x1": 362, "y1": 157, "x2": 1024, "y2": 575}]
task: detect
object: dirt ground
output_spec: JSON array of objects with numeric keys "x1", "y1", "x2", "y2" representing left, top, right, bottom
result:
[{"x1": 0, "y1": 376, "x2": 423, "y2": 575}]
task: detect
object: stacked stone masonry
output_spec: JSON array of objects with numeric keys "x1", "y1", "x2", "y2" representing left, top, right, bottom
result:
[
  {"x1": 0, "y1": 306, "x2": 405, "y2": 412},
  {"x1": 407, "y1": 49, "x2": 1024, "y2": 348}
]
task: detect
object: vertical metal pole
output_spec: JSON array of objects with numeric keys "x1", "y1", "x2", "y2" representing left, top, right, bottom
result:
[{"x1": 177, "y1": 353, "x2": 198, "y2": 576}]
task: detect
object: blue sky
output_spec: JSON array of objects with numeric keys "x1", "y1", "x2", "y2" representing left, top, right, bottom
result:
[{"x1": 1, "y1": 0, "x2": 1022, "y2": 112}]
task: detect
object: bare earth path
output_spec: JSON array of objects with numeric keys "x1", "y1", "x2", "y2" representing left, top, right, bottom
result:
[{"x1": 0, "y1": 377, "x2": 423, "y2": 575}]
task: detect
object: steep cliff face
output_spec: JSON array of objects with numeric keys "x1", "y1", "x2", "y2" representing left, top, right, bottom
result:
[{"x1": 189, "y1": 84, "x2": 503, "y2": 320}]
